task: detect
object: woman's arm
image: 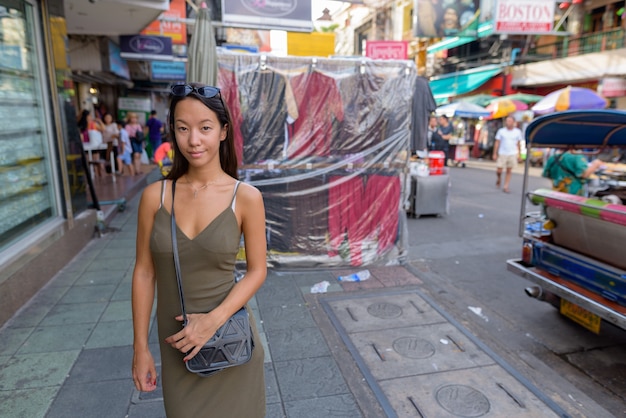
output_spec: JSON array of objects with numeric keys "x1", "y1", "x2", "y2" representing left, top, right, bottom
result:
[{"x1": 131, "y1": 182, "x2": 161, "y2": 392}]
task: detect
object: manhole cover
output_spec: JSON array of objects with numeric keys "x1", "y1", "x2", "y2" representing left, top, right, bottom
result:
[
  {"x1": 435, "y1": 384, "x2": 490, "y2": 417},
  {"x1": 367, "y1": 302, "x2": 402, "y2": 319},
  {"x1": 393, "y1": 337, "x2": 435, "y2": 359}
]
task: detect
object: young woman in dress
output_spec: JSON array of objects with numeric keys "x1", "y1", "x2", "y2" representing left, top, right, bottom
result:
[{"x1": 131, "y1": 83, "x2": 267, "y2": 417}]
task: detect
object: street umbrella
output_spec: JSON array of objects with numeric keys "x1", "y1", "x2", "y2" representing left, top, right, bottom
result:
[
  {"x1": 187, "y1": 2, "x2": 217, "y2": 86},
  {"x1": 435, "y1": 101, "x2": 491, "y2": 119},
  {"x1": 500, "y1": 93, "x2": 544, "y2": 104},
  {"x1": 531, "y1": 86, "x2": 607, "y2": 115},
  {"x1": 486, "y1": 99, "x2": 528, "y2": 119}
]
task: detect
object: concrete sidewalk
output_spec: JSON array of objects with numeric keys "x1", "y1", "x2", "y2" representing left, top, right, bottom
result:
[{"x1": 0, "y1": 177, "x2": 567, "y2": 418}]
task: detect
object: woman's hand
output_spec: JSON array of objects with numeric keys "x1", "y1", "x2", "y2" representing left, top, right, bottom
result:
[
  {"x1": 132, "y1": 347, "x2": 157, "y2": 392},
  {"x1": 165, "y1": 313, "x2": 220, "y2": 362}
]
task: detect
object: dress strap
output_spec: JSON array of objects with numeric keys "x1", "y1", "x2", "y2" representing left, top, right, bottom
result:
[
  {"x1": 230, "y1": 181, "x2": 241, "y2": 211},
  {"x1": 160, "y1": 179, "x2": 167, "y2": 208}
]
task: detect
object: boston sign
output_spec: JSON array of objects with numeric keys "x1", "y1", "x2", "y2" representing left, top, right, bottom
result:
[{"x1": 494, "y1": 0, "x2": 554, "y2": 34}]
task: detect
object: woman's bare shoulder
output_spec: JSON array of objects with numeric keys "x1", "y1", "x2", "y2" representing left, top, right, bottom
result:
[{"x1": 236, "y1": 181, "x2": 263, "y2": 202}]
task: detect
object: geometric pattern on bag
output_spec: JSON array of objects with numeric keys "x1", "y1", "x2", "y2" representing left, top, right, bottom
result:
[{"x1": 185, "y1": 306, "x2": 253, "y2": 377}]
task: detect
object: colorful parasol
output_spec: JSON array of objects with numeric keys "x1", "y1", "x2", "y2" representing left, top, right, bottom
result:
[
  {"x1": 435, "y1": 101, "x2": 491, "y2": 119},
  {"x1": 500, "y1": 93, "x2": 544, "y2": 104},
  {"x1": 486, "y1": 99, "x2": 528, "y2": 119},
  {"x1": 531, "y1": 86, "x2": 608, "y2": 115}
]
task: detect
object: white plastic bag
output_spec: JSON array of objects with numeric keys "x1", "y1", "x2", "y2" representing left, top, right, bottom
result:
[{"x1": 140, "y1": 149, "x2": 149, "y2": 165}]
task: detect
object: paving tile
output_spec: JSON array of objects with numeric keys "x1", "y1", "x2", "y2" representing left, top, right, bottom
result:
[
  {"x1": 4, "y1": 301, "x2": 54, "y2": 328},
  {"x1": 100, "y1": 300, "x2": 132, "y2": 322},
  {"x1": 266, "y1": 327, "x2": 330, "y2": 361},
  {"x1": 111, "y1": 280, "x2": 132, "y2": 301},
  {"x1": 266, "y1": 402, "x2": 286, "y2": 418},
  {"x1": 47, "y1": 269, "x2": 82, "y2": 287},
  {"x1": 299, "y1": 282, "x2": 343, "y2": 296},
  {"x1": 18, "y1": 323, "x2": 94, "y2": 354},
  {"x1": 73, "y1": 269, "x2": 126, "y2": 286},
  {"x1": 104, "y1": 237, "x2": 135, "y2": 250},
  {"x1": 66, "y1": 346, "x2": 134, "y2": 383},
  {"x1": 258, "y1": 330, "x2": 272, "y2": 363},
  {"x1": 40, "y1": 302, "x2": 107, "y2": 326},
  {"x1": 284, "y1": 394, "x2": 361, "y2": 418},
  {"x1": 96, "y1": 246, "x2": 137, "y2": 260},
  {"x1": 58, "y1": 284, "x2": 117, "y2": 304},
  {"x1": 347, "y1": 323, "x2": 495, "y2": 380},
  {"x1": 379, "y1": 365, "x2": 560, "y2": 418},
  {"x1": 274, "y1": 356, "x2": 349, "y2": 402},
  {"x1": 287, "y1": 271, "x2": 337, "y2": 288},
  {"x1": 85, "y1": 319, "x2": 133, "y2": 348},
  {"x1": 258, "y1": 303, "x2": 316, "y2": 331},
  {"x1": 85, "y1": 256, "x2": 133, "y2": 272},
  {"x1": 326, "y1": 293, "x2": 447, "y2": 333},
  {"x1": 0, "y1": 350, "x2": 80, "y2": 390},
  {"x1": 264, "y1": 363, "x2": 280, "y2": 405},
  {"x1": 45, "y1": 379, "x2": 133, "y2": 418},
  {"x1": 0, "y1": 354, "x2": 10, "y2": 368},
  {"x1": 0, "y1": 326, "x2": 33, "y2": 356},
  {"x1": 256, "y1": 281, "x2": 304, "y2": 307},
  {"x1": 0, "y1": 386, "x2": 58, "y2": 418}
]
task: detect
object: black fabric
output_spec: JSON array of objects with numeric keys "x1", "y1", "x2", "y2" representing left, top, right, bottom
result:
[
  {"x1": 238, "y1": 70, "x2": 291, "y2": 163},
  {"x1": 411, "y1": 77, "x2": 437, "y2": 152}
]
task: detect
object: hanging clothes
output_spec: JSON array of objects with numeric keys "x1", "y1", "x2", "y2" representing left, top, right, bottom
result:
[
  {"x1": 287, "y1": 70, "x2": 344, "y2": 159},
  {"x1": 411, "y1": 76, "x2": 437, "y2": 152},
  {"x1": 328, "y1": 175, "x2": 366, "y2": 266},
  {"x1": 238, "y1": 69, "x2": 298, "y2": 164},
  {"x1": 218, "y1": 67, "x2": 244, "y2": 164},
  {"x1": 363, "y1": 174, "x2": 401, "y2": 253}
]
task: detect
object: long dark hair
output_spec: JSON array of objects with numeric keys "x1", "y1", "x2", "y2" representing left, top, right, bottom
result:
[{"x1": 166, "y1": 83, "x2": 238, "y2": 180}]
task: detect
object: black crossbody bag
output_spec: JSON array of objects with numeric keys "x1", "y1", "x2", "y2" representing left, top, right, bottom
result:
[{"x1": 170, "y1": 180, "x2": 253, "y2": 377}]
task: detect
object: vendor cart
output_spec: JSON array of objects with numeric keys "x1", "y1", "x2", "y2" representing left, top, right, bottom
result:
[{"x1": 507, "y1": 110, "x2": 626, "y2": 334}]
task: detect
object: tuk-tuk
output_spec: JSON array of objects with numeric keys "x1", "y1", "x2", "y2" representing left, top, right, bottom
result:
[{"x1": 507, "y1": 110, "x2": 626, "y2": 334}]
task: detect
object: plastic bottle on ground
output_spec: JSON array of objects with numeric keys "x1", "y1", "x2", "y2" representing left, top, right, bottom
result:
[{"x1": 338, "y1": 270, "x2": 371, "y2": 282}]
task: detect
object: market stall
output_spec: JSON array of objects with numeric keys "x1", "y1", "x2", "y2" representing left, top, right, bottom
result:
[{"x1": 217, "y1": 53, "x2": 419, "y2": 268}]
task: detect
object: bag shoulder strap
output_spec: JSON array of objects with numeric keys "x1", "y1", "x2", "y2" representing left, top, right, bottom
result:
[
  {"x1": 555, "y1": 152, "x2": 582, "y2": 180},
  {"x1": 170, "y1": 180, "x2": 189, "y2": 325}
]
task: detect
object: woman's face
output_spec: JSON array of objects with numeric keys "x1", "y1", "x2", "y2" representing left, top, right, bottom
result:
[
  {"x1": 104, "y1": 114, "x2": 113, "y2": 124},
  {"x1": 443, "y1": 8, "x2": 458, "y2": 29},
  {"x1": 173, "y1": 98, "x2": 227, "y2": 167}
]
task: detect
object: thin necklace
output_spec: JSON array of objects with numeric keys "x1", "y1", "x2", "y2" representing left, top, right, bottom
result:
[{"x1": 184, "y1": 176, "x2": 220, "y2": 199}]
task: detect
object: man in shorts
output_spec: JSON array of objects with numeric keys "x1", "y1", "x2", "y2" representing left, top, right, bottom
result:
[{"x1": 492, "y1": 116, "x2": 522, "y2": 193}]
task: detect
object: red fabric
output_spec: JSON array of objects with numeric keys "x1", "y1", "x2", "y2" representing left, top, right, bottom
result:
[
  {"x1": 288, "y1": 71, "x2": 344, "y2": 158},
  {"x1": 328, "y1": 176, "x2": 365, "y2": 266},
  {"x1": 218, "y1": 68, "x2": 244, "y2": 165},
  {"x1": 364, "y1": 175, "x2": 400, "y2": 253}
]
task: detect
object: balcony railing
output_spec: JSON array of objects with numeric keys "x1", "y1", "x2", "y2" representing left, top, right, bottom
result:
[{"x1": 526, "y1": 28, "x2": 624, "y2": 61}]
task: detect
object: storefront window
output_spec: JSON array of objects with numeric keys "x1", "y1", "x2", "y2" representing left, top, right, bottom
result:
[{"x1": 0, "y1": 0, "x2": 58, "y2": 251}]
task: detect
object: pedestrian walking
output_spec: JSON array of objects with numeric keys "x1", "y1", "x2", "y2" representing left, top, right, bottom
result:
[
  {"x1": 146, "y1": 109, "x2": 164, "y2": 159},
  {"x1": 493, "y1": 116, "x2": 523, "y2": 193}
]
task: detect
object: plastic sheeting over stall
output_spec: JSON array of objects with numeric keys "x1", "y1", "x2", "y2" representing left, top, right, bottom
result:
[{"x1": 217, "y1": 53, "x2": 418, "y2": 268}]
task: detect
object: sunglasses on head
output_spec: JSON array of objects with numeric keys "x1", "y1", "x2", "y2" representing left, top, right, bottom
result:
[{"x1": 171, "y1": 84, "x2": 221, "y2": 99}]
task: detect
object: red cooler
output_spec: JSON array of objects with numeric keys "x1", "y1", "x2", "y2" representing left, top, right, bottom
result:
[{"x1": 428, "y1": 151, "x2": 445, "y2": 175}]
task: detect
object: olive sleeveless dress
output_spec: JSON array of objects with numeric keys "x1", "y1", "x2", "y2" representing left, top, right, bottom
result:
[{"x1": 150, "y1": 180, "x2": 265, "y2": 417}]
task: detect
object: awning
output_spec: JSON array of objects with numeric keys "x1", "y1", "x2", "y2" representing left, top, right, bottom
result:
[
  {"x1": 427, "y1": 22, "x2": 495, "y2": 54},
  {"x1": 71, "y1": 71, "x2": 134, "y2": 88},
  {"x1": 429, "y1": 65, "x2": 502, "y2": 103},
  {"x1": 512, "y1": 48, "x2": 626, "y2": 87}
]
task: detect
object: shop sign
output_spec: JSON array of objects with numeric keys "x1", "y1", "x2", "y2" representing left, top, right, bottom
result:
[
  {"x1": 119, "y1": 35, "x2": 173, "y2": 61},
  {"x1": 141, "y1": 0, "x2": 187, "y2": 45},
  {"x1": 151, "y1": 61, "x2": 186, "y2": 81},
  {"x1": 599, "y1": 77, "x2": 626, "y2": 98},
  {"x1": 365, "y1": 41, "x2": 408, "y2": 60},
  {"x1": 222, "y1": 0, "x2": 313, "y2": 32},
  {"x1": 106, "y1": 40, "x2": 130, "y2": 80},
  {"x1": 222, "y1": 44, "x2": 259, "y2": 53},
  {"x1": 494, "y1": 0, "x2": 554, "y2": 34}
]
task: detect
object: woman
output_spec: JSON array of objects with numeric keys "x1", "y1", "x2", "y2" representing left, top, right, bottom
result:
[
  {"x1": 125, "y1": 112, "x2": 144, "y2": 175},
  {"x1": 131, "y1": 83, "x2": 267, "y2": 417},
  {"x1": 102, "y1": 113, "x2": 120, "y2": 174}
]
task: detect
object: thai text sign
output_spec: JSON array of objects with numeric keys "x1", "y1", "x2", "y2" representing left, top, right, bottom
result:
[
  {"x1": 365, "y1": 41, "x2": 408, "y2": 60},
  {"x1": 494, "y1": 0, "x2": 554, "y2": 34}
]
